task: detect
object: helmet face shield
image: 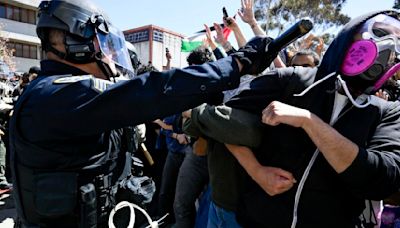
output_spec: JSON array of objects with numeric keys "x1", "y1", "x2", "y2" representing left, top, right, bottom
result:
[{"x1": 96, "y1": 25, "x2": 134, "y2": 75}]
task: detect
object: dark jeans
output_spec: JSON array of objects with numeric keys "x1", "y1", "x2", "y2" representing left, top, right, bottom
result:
[
  {"x1": 158, "y1": 151, "x2": 186, "y2": 222},
  {"x1": 174, "y1": 152, "x2": 209, "y2": 228}
]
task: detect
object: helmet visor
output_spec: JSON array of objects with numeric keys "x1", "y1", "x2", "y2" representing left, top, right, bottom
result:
[{"x1": 96, "y1": 25, "x2": 134, "y2": 74}]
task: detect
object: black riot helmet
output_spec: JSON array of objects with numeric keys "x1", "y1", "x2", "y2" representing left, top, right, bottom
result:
[
  {"x1": 37, "y1": 0, "x2": 134, "y2": 77},
  {"x1": 125, "y1": 41, "x2": 140, "y2": 72}
]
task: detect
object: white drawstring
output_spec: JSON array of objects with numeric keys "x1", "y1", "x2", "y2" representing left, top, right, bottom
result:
[
  {"x1": 294, "y1": 72, "x2": 338, "y2": 97},
  {"x1": 290, "y1": 149, "x2": 320, "y2": 228},
  {"x1": 108, "y1": 201, "x2": 168, "y2": 228},
  {"x1": 336, "y1": 75, "x2": 372, "y2": 108},
  {"x1": 293, "y1": 71, "x2": 371, "y2": 109},
  {"x1": 289, "y1": 72, "x2": 371, "y2": 228}
]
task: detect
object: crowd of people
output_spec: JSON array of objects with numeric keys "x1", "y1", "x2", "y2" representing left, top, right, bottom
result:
[
  {"x1": 2, "y1": 0, "x2": 400, "y2": 228},
  {"x1": 0, "y1": 65, "x2": 39, "y2": 192}
]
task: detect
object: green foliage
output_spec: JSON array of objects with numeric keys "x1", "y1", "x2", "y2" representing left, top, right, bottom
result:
[
  {"x1": 394, "y1": 0, "x2": 400, "y2": 9},
  {"x1": 254, "y1": 0, "x2": 350, "y2": 34}
]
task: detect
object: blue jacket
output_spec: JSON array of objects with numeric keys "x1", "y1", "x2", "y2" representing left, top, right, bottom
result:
[{"x1": 161, "y1": 114, "x2": 189, "y2": 154}]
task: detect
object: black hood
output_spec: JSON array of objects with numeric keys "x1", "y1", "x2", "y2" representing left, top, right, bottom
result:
[{"x1": 317, "y1": 10, "x2": 400, "y2": 81}]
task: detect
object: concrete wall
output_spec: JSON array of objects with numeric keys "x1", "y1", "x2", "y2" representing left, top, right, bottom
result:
[
  {"x1": 5, "y1": 0, "x2": 40, "y2": 8},
  {"x1": 134, "y1": 42, "x2": 150, "y2": 67},
  {"x1": 0, "y1": 18, "x2": 38, "y2": 39},
  {"x1": 152, "y1": 41, "x2": 163, "y2": 71},
  {"x1": 14, "y1": 56, "x2": 39, "y2": 72}
]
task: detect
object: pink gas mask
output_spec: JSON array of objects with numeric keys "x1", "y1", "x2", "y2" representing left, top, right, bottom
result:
[{"x1": 341, "y1": 13, "x2": 400, "y2": 94}]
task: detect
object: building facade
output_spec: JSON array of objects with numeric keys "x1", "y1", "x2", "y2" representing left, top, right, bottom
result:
[
  {"x1": 0, "y1": 0, "x2": 41, "y2": 72},
  {"x1": 124, "y1": 25, "x2": 189, "y2": 71}
]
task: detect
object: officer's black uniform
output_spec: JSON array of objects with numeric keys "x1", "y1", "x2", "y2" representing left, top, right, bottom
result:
[{"x1": 10, "y1": 55, "x2": 241, "y2": 227}]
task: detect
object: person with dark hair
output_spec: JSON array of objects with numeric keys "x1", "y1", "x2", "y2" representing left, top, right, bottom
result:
[
  {"x1": 9, "y1": 0, "x2": 276, "y2": 227},
  {"x1": 289, "y1": 50, "x2": 321, "y2": 67},
  {"x1": 185, "y1": 10, "x2": 400, "y2": 228},
  {"x1": 28, "y1": 66, "x2": 41, "y2": 75},
  {"x1": 186, "y1": 47, "x2": 213, "y2": 65}
]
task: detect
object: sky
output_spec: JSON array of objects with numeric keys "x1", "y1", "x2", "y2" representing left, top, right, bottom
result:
[{"x1": 92, "y1": 0, "x2": 394, "y2": 41}]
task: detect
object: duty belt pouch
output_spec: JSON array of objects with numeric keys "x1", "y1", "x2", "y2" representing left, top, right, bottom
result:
[
  {"x1": 79, "y1": 183, "x2": 97, "y2": 228},
  {"x1": 33, "y1": 172, "x2": 77, "y2": 217}
]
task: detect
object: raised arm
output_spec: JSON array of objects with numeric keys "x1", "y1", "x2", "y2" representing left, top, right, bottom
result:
[
  {"x1": 214, "y1": 23, "x2": 237, "y2": 54},
  {"x1": 224, "y1": 16, "x2": 247, "y2": 48},
  {"x1": 238, "y1": 0, "x2": 286, "y2": 68},
  {"x1": 238, "y1": 0, "x2": 266, "y2": 36}
]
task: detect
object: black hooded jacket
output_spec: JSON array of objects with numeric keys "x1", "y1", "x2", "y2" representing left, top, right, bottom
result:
[{"x1": 222, "y1": 10, "x2": 400, "y2": 228}]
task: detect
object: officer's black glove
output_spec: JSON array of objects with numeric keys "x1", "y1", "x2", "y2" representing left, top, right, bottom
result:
[{"x1": 230, "y1": 36, "x2": 276, "y2": 75}]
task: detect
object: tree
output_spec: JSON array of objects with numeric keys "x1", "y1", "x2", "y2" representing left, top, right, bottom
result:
[
  {"x1": 0, "y1": 25, "x2": 15, "y2": 72},
  {"x1": 394, "y1": 0, "x2": 400, "y2": 9},
  {"x1": 254, "y1": 0, "x2": 350, "y2": 35}
]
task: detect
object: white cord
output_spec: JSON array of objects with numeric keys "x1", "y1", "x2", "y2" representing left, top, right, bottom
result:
[
  {"x1": 336, "y1": 75, "x2": 371, "y2": 108},
  {"x1": 294, "y1": 72, "x2": 337, "y2": 97},
  {"x1": 108, "y1": 201, "x2": 169, "y2": 228},
  {"x1": 290, "y1": 149, "x2": 319, "y2": 228}
]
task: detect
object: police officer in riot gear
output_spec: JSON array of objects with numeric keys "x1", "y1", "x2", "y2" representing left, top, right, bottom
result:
[{"x1": 9, "y1": 0, "x2": 277, "y2": 227}]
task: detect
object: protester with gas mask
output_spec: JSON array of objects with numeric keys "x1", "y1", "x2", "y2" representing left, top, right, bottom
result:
[{"x1": 184, "y1": 10, "x2": 400, "y2": 227}]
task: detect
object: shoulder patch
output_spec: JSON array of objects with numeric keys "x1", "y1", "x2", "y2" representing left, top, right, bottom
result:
[
  {"x1": 53, "y1": 75, "x2": 93, "y2": 84},
  {"x1": 91, "y1": 78, "x2": 114, "y2": 93}
]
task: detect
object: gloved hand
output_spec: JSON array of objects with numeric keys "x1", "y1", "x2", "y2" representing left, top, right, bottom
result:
[{"x1": 230, "y1": 36, "x2": 277, "y2": 75}]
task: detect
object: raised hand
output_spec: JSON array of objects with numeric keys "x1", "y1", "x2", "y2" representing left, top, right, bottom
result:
[
  {"x1": 166, "y1": 52, "x2": 172, "y2": 61},
  {"x1": 204, "y1": 24, "x2": 217, "y2": 50},
  {"x1": 223, "y1": 16, "x2": 239, "y2": 31},
  {"x1": 315, "y1": 36, "x2": 325, "y2": 56},
  {"x1": 238, "y1": 0, "x2": 256, "y2": 25},
  {"x1": 213, "y1": 23, "x2": 228, "y2": 46}
]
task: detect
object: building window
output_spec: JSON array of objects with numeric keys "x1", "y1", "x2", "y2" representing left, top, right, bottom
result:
[
  {"x1": 8, "y1": 42, "x2": 39, "y2": 59},
  {"x1": 28, "y1": 10, "x2": 36, "y2": 24},
  {"x1": 23, "y1": 44, "x2": 29, "y2": 58},
  {"x1": 0, "y1": 4, "x2": 6, "y2": 18},
  {"x1": 20, "y1": 8, "x2": 28, "y2": 23},
  {"x1": 6, "y1": 5, "x2": 13, "y2": 20},
  {"x1": 153, "y1": 30, "x2": 163, "y2": 43},
  {"x1": 125, "y1": 30, "x2": 149, "y2": 43},
  {"x1": 15, "y1": 43, "x2": 22, "y2": 57},
  {"x1": 0, "y1": 3, "x2": 36, "y2": 25},
  {"x1": 12, "y1": 7, "x2": 20, "y2": 21},
  {"x1": 30, "y1": 46, "x2": 37, "y2": 59}
]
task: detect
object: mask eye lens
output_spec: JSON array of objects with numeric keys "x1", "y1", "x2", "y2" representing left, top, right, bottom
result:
[{"x1": 373, "y1": 28, "x2": 390, "y2": 37}]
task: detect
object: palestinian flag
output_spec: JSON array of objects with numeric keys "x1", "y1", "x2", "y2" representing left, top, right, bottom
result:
[{"x1": 181, "y1": 24, "x2": 232, "y2": 52}]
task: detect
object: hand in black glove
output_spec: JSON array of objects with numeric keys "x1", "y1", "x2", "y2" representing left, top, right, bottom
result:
[{"x1": 230, "y1": 36, "x2": 277, "y2": 75}]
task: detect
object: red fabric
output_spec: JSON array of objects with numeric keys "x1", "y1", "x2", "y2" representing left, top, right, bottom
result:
[{"x1": 222, "y1": 27, "x2": 232, "y2": 40}]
